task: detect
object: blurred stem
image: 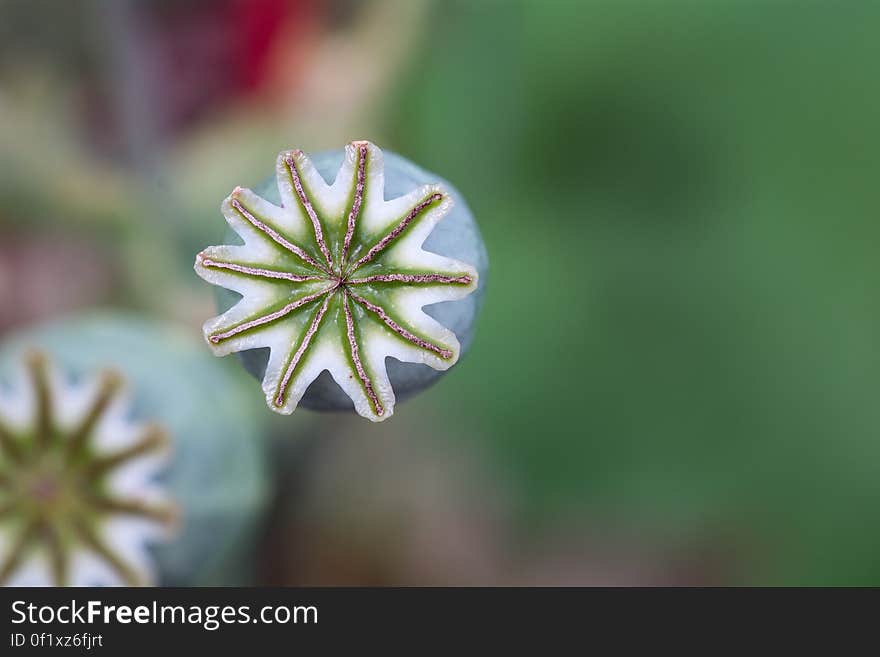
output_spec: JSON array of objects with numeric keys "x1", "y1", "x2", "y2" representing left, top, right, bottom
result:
[
  {"x1": 91, "y1": 0, "x2": 202, "y2": 318},
  {"x1": 95, "y1": 0, "x2": 162, "y2": 178}
]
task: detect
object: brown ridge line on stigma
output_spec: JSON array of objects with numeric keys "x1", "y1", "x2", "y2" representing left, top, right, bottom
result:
[
  {"x1": 199, "y1": 256, "x2": 325, "y2": 283},
  {"x1": 342, "y1": 292, "x2": 384, "y2": 416},
  {"x1": 209, "y1": 287, "x2": 331, "y2": 344},
  {"x1": 350, "y1": 192, "x2": 444, "y2": 271},
  {"x1": 274, "y1": 294, "x2": 332, "y2": 408},
  {"x1": 341, "y1": 142, "x2": 368, "y2": 267},
  {"x1": 347, "y1": 289, "x2": 453, "y2": 359},
  {"x1": 0, "y1": 518, "x2": 40, "y2": 585},
  {"x1": 89, "y1": 495, "x2": 177, "y2": 526},
  {"x1": 25, "y1": 351, "x2": 52, "y2": 448},
  {"x1": 285, "y1": 153, "x2": 334, "y2": 270},
  {"x1": 348, "y1": 273, "x2": 472, "y2": 285},
  {"x1": 67, "y1": 369, "x2": 123, "y2": 457},
  {"x1": 44, "y1": 522, "x2": 69, "y2": 587},
  {"x1": 230, "y1": 195, "x2": 329, "y2": 274},
  {"x1": 0, "y1": 420, "x2": 23, "y2": 463},
  {"x1": 73, "y1": 519, "x2": 142, "y2": 586},
  {"x1": 85, "y1": 425, "x2": 168, "y2": 478}
]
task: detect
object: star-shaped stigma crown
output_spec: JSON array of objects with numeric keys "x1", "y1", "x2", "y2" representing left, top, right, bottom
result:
[
  {"x1": 0, "y1": 352, "x2": 175, "y2": 586},
  {"x1": 195, "y1": 141, "x2": 478, "y2": 422}
]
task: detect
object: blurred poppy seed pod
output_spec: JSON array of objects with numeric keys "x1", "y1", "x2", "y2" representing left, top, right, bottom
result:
[
  {"x1": 0, "y1": 351, "x2": 175, "y2": 586},
  {"x1": 0, "y1": 314, "x2": 269, "y2": 585},
  {"x1": 197, "y1": 142, "x2": 488, "y2": 422}
]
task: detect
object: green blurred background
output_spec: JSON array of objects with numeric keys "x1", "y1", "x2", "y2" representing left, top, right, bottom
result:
[{"x1": 2, "y1": 0, "x2": 879, "y2": 585}]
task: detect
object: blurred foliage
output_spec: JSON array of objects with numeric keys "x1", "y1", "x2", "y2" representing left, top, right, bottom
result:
[{"x1": 387, "y1": 0, "x2": 880, "y2": 584}]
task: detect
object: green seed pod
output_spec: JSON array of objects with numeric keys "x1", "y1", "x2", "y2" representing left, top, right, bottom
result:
[
  {"x1": 0, "y1": 350, "x2": 174, "y2": 586},
  {"x1": 195, "y1": 141, "x2": 488, "y2": 422},
  {"x1": 0, "y1": 314, "x2": 269, "y2": 585}
]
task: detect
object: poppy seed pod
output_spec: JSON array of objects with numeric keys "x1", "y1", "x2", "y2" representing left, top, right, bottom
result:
[
  {"x1": 196, "y1": 142, "x2": 488, "y2": 422},
  {"x1": 0, "y1": 351, "x2": 174, "y2": 586},
  {"x1": 0, "y1": 315, "x2": 269, "y2": 585}
]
